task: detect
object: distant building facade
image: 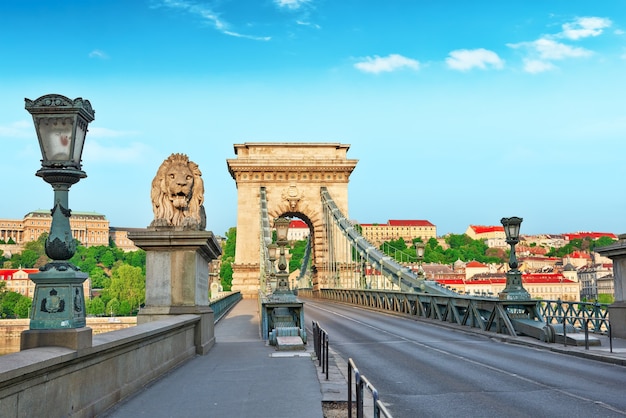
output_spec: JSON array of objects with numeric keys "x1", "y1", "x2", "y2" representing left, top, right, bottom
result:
[
  {"x1": 359, "y1": 219, "x2": 436, "y2": 246},
  {"x1": 1, "y1": 210, "x2": 110, "y2": 247},
  {"x1": 287, "y1": 219, "x2": 310, "y2": 241},
  {"x1": 437, "y1": 272, "x2": 580, "y2": 301},
  {"x1": 465, "y1": 225, "x2": 505, "y2": 243},
  {"x1": 0, "y1": 212, "x2": 144, "y2": 252}
]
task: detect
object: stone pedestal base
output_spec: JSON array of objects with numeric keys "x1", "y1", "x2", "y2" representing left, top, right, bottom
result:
[
  {"x1": 231, "y1": 263, "x2": 262, "y2": 298},
  {"x1": 21, "y1": 327, "x2": 93, "y2": 351},
  {"x1": 128, "y1": 228, "x2": 221, "y2": 355},
  {"x1": 608, "y1": 302, "x2": 626, "y2": 339},
  {"x1": 138, "y1": 306, "x2": 215, "y2": 354}
]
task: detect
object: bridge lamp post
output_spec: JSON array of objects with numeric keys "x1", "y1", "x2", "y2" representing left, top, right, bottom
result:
[
  {"x1": 267, "y1": 243, "x2": 278, "y2": 292},
  {"x1": 274, "y1": 217, "x2": 291, "y2": 294},
  {"x1": 415, "y1": 241, "x2": 425, "y2": 279},
  {"x1": 499, "y1": 216, "x2": 531, "y2": 300},
  {"x1": 22, "y1": 94, "x2": 95, "y2": 349}
]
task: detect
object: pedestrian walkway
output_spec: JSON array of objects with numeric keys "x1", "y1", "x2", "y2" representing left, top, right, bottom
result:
[{"x1": 101, "y1": 298, "x2": 340, "y2": 418}]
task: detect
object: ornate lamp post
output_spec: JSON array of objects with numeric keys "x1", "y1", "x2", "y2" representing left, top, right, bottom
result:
[
  {"x1": 274, "y1": 217, "x2": 291, "y2": 294},
  {"x1": 499, "y1": 216, "x2": 530, "y2": 300},
  {"x1": 267, "y1": 243, "x2": 278, "y2": 292},
  {"x1": 23, "y1": 94, "x2": 95, "y2": 341},
  {"x1": 415, "y1": 241, "x2": 425, "y2": 279}
]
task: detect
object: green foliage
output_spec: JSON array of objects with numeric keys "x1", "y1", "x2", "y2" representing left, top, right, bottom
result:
[
  {"x1": 289, "y1": 240, "x2": 308, "y2": 273},
  {"x1": 0, "y1": 290, "x2": 31, "y2": 318},
  {"x1": 223, "y1": 227, "x2": 236, "y2": 259},
  {"x1": 14, "y1": 297, "x2": 32, "y2": 318},
  {"x1": 546, "y1": 236, "x2": 616, "y2": 258},
  {"x1": 86, "y1": 297, "x2": 106, "y2": 316},
  {"x1": 105, "y1": 264, "x2": 145, "y2": 314},
  {"x1": 380, "y1": 234, "x2": 505, "y2": 265},
  {"x1": 219, "y1": 228, "x2": 236, "y2": 291},
  {"x1": 106, "y1": 298, "x2": 120, "y2": 316},
  {"x1": 7, "y1": 237, "x2": 15, "y2": 244},
  {"x1": 10, "y1": 249, "x2": 40, "y2": 268},
  {"x1": 90, "y1": 267, "x2": 110, "y2": 289},
  {"x1": 597, "y1": 294, "x2": 614, "y2": 304},
  {"x1": 220, "y1": 262, "x2": 233, "y2": 291}
]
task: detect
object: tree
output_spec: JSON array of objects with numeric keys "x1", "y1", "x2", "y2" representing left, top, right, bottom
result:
[
  {"x1": 0, "y1": 291, "x2": 23, "y2": 318},
  {"x1": 220, "y1": 228, "x2": 236, "y2": 291},
  {"x1": 106, "y1": 298, "x2": 120, "y2": 316},
  {"x1": 87, "y1": 297, "x2": 106, "y2": 316},
  {"x1": 15, "y1": 296, "x2": 32, "y2": 318},
  {"x1": 90, "y1": 267, "x2": 110, "y2": 289},
  {"x1": 220, "y1": 262, "x2": 233, "y2": 291},
  {"x1": 106, "y1": 264, "x2": 145, "y2": 314},
  {"x1": 289, "y1": 240, "x2": 308, "y2": 273}
]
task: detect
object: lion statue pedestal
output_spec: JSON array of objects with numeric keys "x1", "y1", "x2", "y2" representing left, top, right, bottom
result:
[{"x1": 128, "y1": 153, "x2": 221, "y2": 355}]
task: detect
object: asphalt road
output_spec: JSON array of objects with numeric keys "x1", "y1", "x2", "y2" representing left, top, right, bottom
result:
[{"x1": 302, "y1": 298, "x2": 626, "y2": 418}]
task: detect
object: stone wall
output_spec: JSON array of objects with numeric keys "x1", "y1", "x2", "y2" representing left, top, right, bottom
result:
[{"x1": 0, "y1": 315, "x2": 198, "y2": 418}]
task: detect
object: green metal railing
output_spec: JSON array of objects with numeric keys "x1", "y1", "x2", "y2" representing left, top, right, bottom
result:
[
  {"x1": 210, "y1": 292, "x2": 242, "y2": 323},
  {"x1": 539, "y1": 299, "x2": 610, "y2": 333}
]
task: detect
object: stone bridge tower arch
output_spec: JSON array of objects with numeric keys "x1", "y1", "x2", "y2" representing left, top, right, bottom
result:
[{"x1": 227, "y1": 143, "x2": 358, "y2": 298}]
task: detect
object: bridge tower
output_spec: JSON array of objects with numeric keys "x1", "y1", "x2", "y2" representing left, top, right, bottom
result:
[{"x1": 227, "y1": 143, "x2": 358, "y2": 298}]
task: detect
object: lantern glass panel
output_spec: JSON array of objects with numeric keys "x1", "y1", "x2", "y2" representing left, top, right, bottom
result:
[
  {"x1": 72, "y1": 120, "x2": 87, "y2": 164},
  {"x1": 268, "y1": 244, "x2": 278, "y2": 261},
  {"x1": 38, "y1": 117, "x2": 74, "y2": 163}
]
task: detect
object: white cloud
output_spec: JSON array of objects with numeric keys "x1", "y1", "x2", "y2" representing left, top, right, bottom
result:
[
  {"x1": 88, "y1": 50, "x2": 109, "y2": 59},
  {"x1": 508, "y1": 38, "x2": 592, "y2": 72},
  {"x1": 445, "y1": 48, "x2": 504, "y2": 71},
  {"x1": 296, "y1": 20, "x2": 320, "y2": 29},
  {"x1": 154, "y1": 0, "x2": 269, "y2": 40},
  {"x1": 560, "y1": 17, "x2": 612, "y2": 40},
  {"x1": 523, "y1": 59, "x2": 556, "y2": 74},
  {"x1": 521, "y1": 38, "x2": 592, "y2": 60},
  {"x1": 275, "y1": 0, "x2": 311, "y2": 10},
  {"x1": 354, "y1": 54, "x2": 419, "y2": 74}
]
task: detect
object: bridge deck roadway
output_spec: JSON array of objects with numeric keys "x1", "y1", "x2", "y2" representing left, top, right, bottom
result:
[
  {"x1": 100, "y1": 298, "x2": 343, "y2": 418},
  {"x1": 99, "y1": 297, "x2": 626, "y2": 417}
]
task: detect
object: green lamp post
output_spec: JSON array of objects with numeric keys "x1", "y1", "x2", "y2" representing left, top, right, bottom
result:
[
  {"x1": 415, "y1": 241, "x2": 425, "y2": 279},
  {"x1": 499, "y1": 216, "x2": 531, "y2": 300},
  {"x1": 24, "y1": 94, "x2": 95, "y2": 330},
  {"x1": 274, "y1": 217, "x2": 291, "y2": 294}
]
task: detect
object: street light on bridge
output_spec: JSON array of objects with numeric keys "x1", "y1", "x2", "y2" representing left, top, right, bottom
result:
[
  {"x1": 21, "y1": 94, "x2": 95, "y2": 349},
  {"x1": 267, "y1": 243, "x2": 278, "y2": 292},
  {"x1": 499, "y1": 216, "x2": 531, "y2": 300},
  {"x1": 274, "y1": 217, "x2": 291, "y2": 294},
  {"x1": 414, "y1": 241, "x2": 425, "y2": 279}
]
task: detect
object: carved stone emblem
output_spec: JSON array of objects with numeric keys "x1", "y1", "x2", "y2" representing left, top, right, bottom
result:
[
  {"x1": 149, "y1": 153, "x2": 206, "y2": 230},
  {"x1": 282, "y1": 183, "x2": 302, "y2": 210},
  {"x1": 41, "y1": 288, "x2": 65, "y2": 313}
]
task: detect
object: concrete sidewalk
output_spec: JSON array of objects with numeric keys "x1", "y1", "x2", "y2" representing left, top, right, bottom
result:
[{"x1": 101, "y1": 298, "x2": 339, "y2": 418}]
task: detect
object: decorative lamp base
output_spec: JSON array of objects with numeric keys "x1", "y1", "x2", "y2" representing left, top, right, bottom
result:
[
  {"x1": 29, "y1": 265, "x2": 88, "y2": 329},
  {"x1": 498, "y1": 270, "x2": 531, "y2": 301}
]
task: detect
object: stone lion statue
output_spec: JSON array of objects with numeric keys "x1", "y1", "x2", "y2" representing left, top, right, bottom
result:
[{"x1": 149, "y1": 153, "x2": 206, "y2": 230}]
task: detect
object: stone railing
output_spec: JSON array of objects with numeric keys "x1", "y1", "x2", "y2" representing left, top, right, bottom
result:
[{"x1": 0, "y1": 292, "x2": 242, "y2": 417}]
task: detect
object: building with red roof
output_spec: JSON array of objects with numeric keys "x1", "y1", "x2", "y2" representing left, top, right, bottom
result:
[
  {"x1": 358, "y1": 219, "x2": 436, "y2": 246},
  {"x1": 465, "y1": 225, "x2": 505, "y2": 240},
  {"x1": 287, "y1": 219, "x2": 310, "y2": 241},
  {"x1": 563, "y1": 232, "x2": 618, "y2": 241},
  {"x1": 435, "y1": 271, "x2": 579, "y2": 300}
]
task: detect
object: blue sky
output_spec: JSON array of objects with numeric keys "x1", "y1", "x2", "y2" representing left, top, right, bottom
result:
[{"x1": 1, "y1": 0, "x2": 625, "y2": 237}]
